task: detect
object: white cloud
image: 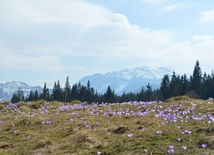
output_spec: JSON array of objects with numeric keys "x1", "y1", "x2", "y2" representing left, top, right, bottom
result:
[
  {"x1": 0, "y1": 49, "x2": 65, "y2": 73},
  {"x1": 78, "y1": 13, "x2": 172, "y2": 59},
  {"x1": 162, "y1": 34, "x2": 214, "y2": 74},
  {"x1": 162, "y1": 3, "x2": 185, "y2": 11},
  {"x1": 199, "y1": 9, "x2": 214, "y2": 23},
  {"x1": 0, "y1": 0, "x2": 110, "y2": 26}
]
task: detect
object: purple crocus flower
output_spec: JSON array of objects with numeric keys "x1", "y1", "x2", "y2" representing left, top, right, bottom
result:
[
  {"x1": 167, "y1": 149, "x2": 175, "y2": 154},
  {"x1": 202, "y1": 144, "x2": 207, "y2": 148},
  {"x1": 168, "y1": 146, "x2": 174, "y2": 149},
  {"x1": 128, "y1": 133, "x2": 134, "y2": 138},
  {"x1": 86, "y1": 125, "x2": 91, "y2": 129},
  {"x1": 68, "y1": 119, "x2": 73, "y2": 123},
  {"x1": 177, "y1": 138, "x2": 182, "y2": 142},
  {"x1": 167, "y1": 146, "x2": 175, "y2": 154},
  {"x1": 156, "y1": 130, "x2": 162, "y2": 134},
  {"x1": 183, "y1": 146, "x2": 188, "y2": 150}
]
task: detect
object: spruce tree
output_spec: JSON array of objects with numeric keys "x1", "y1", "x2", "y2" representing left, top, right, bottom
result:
[
  {"x1": 64, "y1": 76, "x2": 71, "y2": 103},
  {"x1": 190, "y1": 60, "x2": 202, "y2": 96},
  {"x1": 104, "y1": 86, "x2": 115, "y2": 103},
  {"x1": 11, "y1": 94, "x2": 20, "y2": 103},
  {"x1": 42, "y1": 83, "x2": 49, "y2": 101},
  {"x1": 169, "y1": 72, "x2": 180, "y2": 97},
  {"x1": 160, "y1": 74, "x2": 170, "y2": 100},
  {"x1": 11, "y1": 88, "x2": 24, "y2": 103},
  {"x1": 34, "y1": 90, "x2": 39, "y2": 101},
  {"x1": 17, "y1": 88, "x2": 24, "y2": 101},
  {"x1": 145, "y1": 83, "x2": 152, "y2": 101},
  {"x1": 138, "y1": 87, "x2": 145, "y2": 101},
  {"x1": 70, "y1": 83, "x2": 78, "y2": 101},
  {"x1": 28, "y1": 90, "x2": 34, "y2": 101},
  {"x1": 180, "y1": 74, "x2": 189, "y2": 95},
  {"x1": 52, "y1": 80, "x2": 63, "y2": 101}
]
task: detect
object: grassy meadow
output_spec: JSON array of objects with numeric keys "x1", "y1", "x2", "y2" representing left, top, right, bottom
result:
[{"x1": 0, "y1": 96, "x2": 214, "y2": 155}]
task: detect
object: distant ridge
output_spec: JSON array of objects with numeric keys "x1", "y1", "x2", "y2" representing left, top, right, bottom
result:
[
  {"x1": 0, "y1": 67, "x2": 173, "y2": 101},
  {"x1": 79, "y1": 66, "x2": 173, "y2": 95},
  {"x1": 0, "y1": 81, "x2": 42, "y2": 101}
]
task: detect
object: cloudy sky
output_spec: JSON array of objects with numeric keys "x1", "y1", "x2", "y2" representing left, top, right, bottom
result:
[{"x1": 1, "y1": 0, "x2": 214, "y2": 87}]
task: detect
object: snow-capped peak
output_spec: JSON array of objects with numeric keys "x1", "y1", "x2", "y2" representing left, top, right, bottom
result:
[
  {"x1": 0, "y1": 81, "x2": 42, "y2": 101},
  {"x1": 79, "y1": 66, "x2": 173, "y2": 95}
]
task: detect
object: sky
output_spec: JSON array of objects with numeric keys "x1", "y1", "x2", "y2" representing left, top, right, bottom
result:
[{"x1": 1, "y1": 0, "x2": 214, "y2": 87}]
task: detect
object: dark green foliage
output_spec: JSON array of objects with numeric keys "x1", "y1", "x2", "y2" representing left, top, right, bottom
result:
[
  {"x1": 27, "y1": 90, "x2": 34, "y2": 101},
  {"x1": 104, "y1": 86, "x2": 116, "y2": 103},
  {"x1": 41, "y1": 83, "x2": 50, "y2": 101},
  {"x1": 25, "y1": 90, "x2": 40, "y2": 101},
  {"x1": 145, "y1": 83, "x2": 152, "y2": 101},
  {"x1": 70, "y1": 83, "x2": 78, "y2": 101},
  {"x1": 64, "y1": 76, "x2": 71, "y2": 102},
  {"x1": 160, "y1": 74, "x2": 170, "y2": 100},
  {"x1": 52, "y1": 80, "x2": 63, "y2": 101},
  {"x1": 159, "y1": 60, "x2": 214, "y2": 100},
  {"x1": 11, "y1": 94, "x2": 20, "y2": 103},
  {"x1": 169, "y1": 72, "x2": 181, "y2": 97},
  {"x1": 11, "y1": 88, "x2": 24, "y2": 103},
  {"x1": 190, "y1": 60, "x2": 202, "y2": 96},
  {"x1": 34, "y1": 90, "x2": 39, "y2": 101},
  {"x1": 180, "y1": 74, "x2": 189, "y2": 95}
]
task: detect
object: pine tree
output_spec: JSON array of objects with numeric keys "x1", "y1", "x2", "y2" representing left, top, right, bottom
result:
[
  {"x1": 201, "y1": 73, "x2": 209, "y2": 99},
  {"x1": 27, "y1": 90, "x2": 34, "y2": 101},
  {"x1": 210, "y1": 71, "x2": 214, "y2": 98},
  {"x1": 190, "y1": 60, "x2": 202, "y2": 96},
  {"x1": 180, "y1": 74, "x2": 189, "y2": 95},
  {"x1": 84, "y1": 80, "x2": 95, "y2": 103},
  {"x1": 70, "y1": 83, "x2": 78, "y2": 101},
  {"x1": 79, "y1": 85, "x2": 87, "y2": 101},
  {"x1": 169, "y1": 72, "x2": 180, "y2": 97},
  {"x1": 104, "y1": 86, "x2": 115, "y2": 103},
  {"x1": 11, "y1": 88, "x2": 24, "y2": 103},
  {"x1": 64, "y1": 76, "x2": 71, "y2": 103},
  {"x1": 52, "y1": 80, "x2": 63, "y2": 101},
  {"x1": 42, "y1": 83, "x2": 49, "y2": 101},
  {"x1": 17, "y1": 88, "x2": 24, "y2": 101},
  {"x1": 145, "y1": 83, "x2": 152, "y2": 101},
  {"x1": 52, "y1": 82, "x2": 57, "y2": 100},
  {"x1": 160, "y1": 74, "x2": 170, "y2": 100},
  {"x1": 11, "y1": 94, "x2": 20, "y2": 103},
  {"x1": 138, "y1": 87, "x2": 145, "y2": 101},
  {"x1": 34, "y1": 90, "x2": 39, "y2": 101}
]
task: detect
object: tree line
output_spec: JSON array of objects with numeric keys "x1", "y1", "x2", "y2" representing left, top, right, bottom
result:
[
  {"x1": 160, "y1": 60, "x2": 214, "y2": 100},
  {"x1": 11, "y1": 61, "x2": 214, "y2": 103}
]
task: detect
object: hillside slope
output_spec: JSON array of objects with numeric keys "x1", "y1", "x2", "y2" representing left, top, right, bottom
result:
[{"x1": 0, "y1": 97, "x2": 214, "y2": 154}]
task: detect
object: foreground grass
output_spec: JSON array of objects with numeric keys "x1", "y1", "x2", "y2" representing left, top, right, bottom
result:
[{"x1": 0, "y1": 97, "x2": 214, "y2": 155}]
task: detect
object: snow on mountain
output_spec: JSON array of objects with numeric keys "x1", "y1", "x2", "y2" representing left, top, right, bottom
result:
[
  {"x1": 79, "y1": 66, "x2": 173, "y2": 95},
  {"x1": 0, "y1": 81, "x2": 42, "y2": 101}
]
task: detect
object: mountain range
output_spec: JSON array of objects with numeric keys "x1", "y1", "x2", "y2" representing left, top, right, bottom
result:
[
  {"x1": 0, "y1": 81, "x2": 42, "y2": 101},
  {"x1": 0, "y1": 66, "x2": 173, "y2": 101},
  {"x1": 79, "y1": 66, "x2": 173, "y2": 95}
]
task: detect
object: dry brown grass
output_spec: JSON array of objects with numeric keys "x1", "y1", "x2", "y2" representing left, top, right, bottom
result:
[{"x1": 0, "y1": 98, "x2": 214, "y2": 154}]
